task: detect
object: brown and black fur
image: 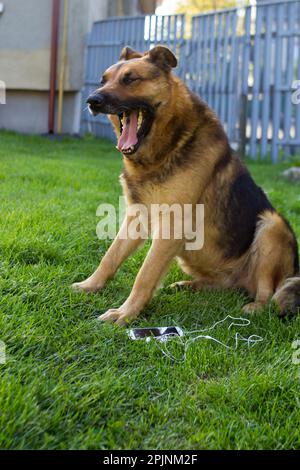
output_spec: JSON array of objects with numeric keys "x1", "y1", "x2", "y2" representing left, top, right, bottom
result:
[{"x1": 72, "y1": 45, "x2": 300, "y2": 325}]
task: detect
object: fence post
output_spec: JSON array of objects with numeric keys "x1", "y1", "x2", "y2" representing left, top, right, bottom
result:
[
  {"x1": 238, "y1": 6, "x2": 251, "y2": 159},
  {"x1": 239, "y1": 95, "x2": 248, "y2": 159},
  {"x1": 271, "y1": 3, "x2": 284, "y2": 163}
]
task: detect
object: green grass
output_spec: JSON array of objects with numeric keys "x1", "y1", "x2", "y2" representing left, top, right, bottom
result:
[{"x1": 0, "y1": 130, "x2": 300, "y2": 450}]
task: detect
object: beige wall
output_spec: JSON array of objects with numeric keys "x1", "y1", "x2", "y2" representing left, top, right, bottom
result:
[
  {"x1": 0, "y1": 0, "x2": 108, "y2": 133},
  {"x1": 0, "y1": 0, "x2": 108, "y2": 91},
  {"x1": 0, "y1": 0, "x2": 52, "y2": 90},
  {"x1": 0, "y1": 0, "x2": 156, "y2": 134},
  {"x1": 0, "y1": 90, "x2": 81, "y2": 133}
]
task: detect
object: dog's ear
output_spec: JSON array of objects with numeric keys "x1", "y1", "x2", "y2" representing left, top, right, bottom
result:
[
  {"x1": 147, "y1": 45, "x2": 177, "y2": 71},
  {"x1": 119, "y1": 46, "x2": 142, "y2": 61}
]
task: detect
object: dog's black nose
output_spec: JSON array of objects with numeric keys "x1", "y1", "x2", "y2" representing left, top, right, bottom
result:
[{"x1": 86, "y1": 93, "x2": 104, "y2": 106}]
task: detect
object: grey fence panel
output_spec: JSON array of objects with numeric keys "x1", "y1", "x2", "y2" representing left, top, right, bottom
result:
[
  {"x1": 249, "y1": 5, "x2": 263, "y2": 159},
  {"x1": 81, "y1": 1, "x2": 300, "y2": 162},
  {"x1": 247, "y1": 0, "x2": 300, "y2": 161},
  {"x1": 179, "y1": 8, "x2": 243, "y2": 145},
  {"x1": 260, "y1": 5, "x2": 273, "y2": 158}
]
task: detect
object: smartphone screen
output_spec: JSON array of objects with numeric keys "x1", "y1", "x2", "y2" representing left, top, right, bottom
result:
[{"x1": 128, "y1": 326, "x2": 183, "y2": 340}]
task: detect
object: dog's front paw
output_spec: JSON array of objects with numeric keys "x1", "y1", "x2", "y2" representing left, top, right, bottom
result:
[
  {"x1": 98, "y1": 308, "x2": 136, "y2": 326},
  {"x1": 71, "y1": 279, "x2": 103, "y2": 293}
]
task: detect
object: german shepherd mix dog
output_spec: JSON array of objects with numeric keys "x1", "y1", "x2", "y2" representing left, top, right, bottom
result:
[{"x1": 73, "y1": 45, "x2": 300, "y2": 325}]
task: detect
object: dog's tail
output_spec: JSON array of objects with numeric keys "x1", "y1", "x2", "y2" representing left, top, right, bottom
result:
[{"x1": 272, "y1": 276, "x2": 300, "y2": 317}]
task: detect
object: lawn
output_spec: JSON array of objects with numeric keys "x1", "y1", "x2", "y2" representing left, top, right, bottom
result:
[{"x1": 0, "y1": 130, "x2": 300, "y2": 450}]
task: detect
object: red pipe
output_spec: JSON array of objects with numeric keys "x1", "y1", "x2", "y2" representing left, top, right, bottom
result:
[{"x1": 48, "y1": 0, "x2": 60, "y2": 134}]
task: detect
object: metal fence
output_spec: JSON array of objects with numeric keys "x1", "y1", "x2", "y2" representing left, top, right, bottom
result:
[{"x1": 82, "y1": 0, "x2": 300, "y2": 162}]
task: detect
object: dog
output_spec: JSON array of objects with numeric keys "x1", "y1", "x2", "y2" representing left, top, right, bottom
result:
[{"x1": 72, "y1": 45, "x2": 300, "y2": 326}]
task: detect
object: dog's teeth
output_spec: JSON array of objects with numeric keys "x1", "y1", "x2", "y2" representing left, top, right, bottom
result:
[{"x1": 138, "y1": 110, "x2": 143, "y2": 130}]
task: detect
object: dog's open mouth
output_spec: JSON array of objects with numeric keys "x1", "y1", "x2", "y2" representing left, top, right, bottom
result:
[
  {"x1": 87, "y1": 94, "x2": 156, "y2": 156},
  {"x1": 117, "y1": 109, "x2": 153, "y2": 155}
]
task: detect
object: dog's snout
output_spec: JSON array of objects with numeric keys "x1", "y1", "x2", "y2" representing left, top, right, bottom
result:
[{"x1": 86, "y1": 93, "x2": 105, "y2": 106}]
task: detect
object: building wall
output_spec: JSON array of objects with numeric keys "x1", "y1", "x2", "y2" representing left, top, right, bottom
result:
[
  {"x1": 0, "y1": 0, "x2": 108, "y2": 134},
  {"x1": 0, "y1": 0, "x2": 109, "y2": 91},
  {"x1": 2, "y1": 90, "x2": 81, "y2": 134},
  {"x1": 0, "y1": 0, "x2": 158, "y2": 134},
  {"x1": 0, "y1": 0, "x2": 52, "y2": 91}
]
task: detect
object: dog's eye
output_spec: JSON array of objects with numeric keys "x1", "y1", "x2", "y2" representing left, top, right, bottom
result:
[
  {"x1": 122, "y1": 74, "x2": 139, "y2": 85},
  {"x1": 100, "y1": 76, "x2": 107, "y2": 86}
]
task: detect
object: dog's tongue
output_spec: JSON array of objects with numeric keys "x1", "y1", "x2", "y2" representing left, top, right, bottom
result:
[{"x1": 117, "y1": 111, "x2": 138, "y2": 151}]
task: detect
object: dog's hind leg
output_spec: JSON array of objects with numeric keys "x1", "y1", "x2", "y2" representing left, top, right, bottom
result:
[
  {"x1": 242, "y1": 274, "x2": 274, "y2": 313},
  {"x1": 169, "y1": 280, "x2": 196, "y2": 290},
  {"x1": 168, "y1": 279, "x2": 219, "y2": 291},
  {"x1": 242, "y1": 210, "x2": 297, "y2": 314}
]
